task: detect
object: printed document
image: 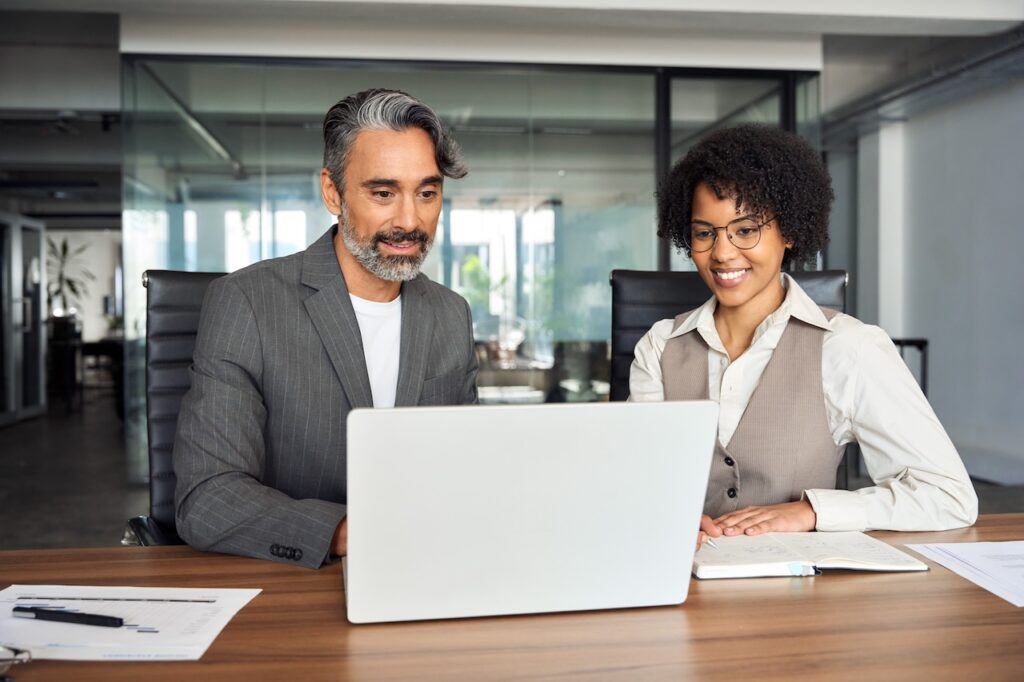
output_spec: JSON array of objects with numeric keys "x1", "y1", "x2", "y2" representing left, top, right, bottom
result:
[
  {"x1": 0, "y1": 584, "x2": 260, "y2": 660},
  {"x1": 907, "y1": 541, "x2": 1024, "y2": 607}
]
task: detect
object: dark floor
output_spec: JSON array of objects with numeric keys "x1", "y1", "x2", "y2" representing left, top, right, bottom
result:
[
  {"x1": 0, "y1": 389, "x2": 147, "y2": 550},
  {"x1": 1, "y1": 391, "x2": 1022, "y2": 550}
]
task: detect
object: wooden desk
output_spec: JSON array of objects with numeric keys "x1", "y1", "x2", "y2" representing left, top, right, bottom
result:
[{"x1": 3, "y1": 514, "x2": 1023, "y2": 681}]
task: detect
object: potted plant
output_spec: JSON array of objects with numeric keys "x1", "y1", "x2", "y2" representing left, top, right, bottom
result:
[{"x1": 46, "y1": 236, "x2": 95, "y2": 339}]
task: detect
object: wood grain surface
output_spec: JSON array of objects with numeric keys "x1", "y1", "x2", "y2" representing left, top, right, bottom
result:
[{"x1": 2, "y1": 514, "x2": 1022, "y2": 681}]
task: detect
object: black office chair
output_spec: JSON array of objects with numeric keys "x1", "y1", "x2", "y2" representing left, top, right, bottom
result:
[
  {"x1": 608, "y1": 268, "x2": 851, "y2": 487},
  {"x1": 122, "y1": 270, "x2": 225, "y2": 546}
]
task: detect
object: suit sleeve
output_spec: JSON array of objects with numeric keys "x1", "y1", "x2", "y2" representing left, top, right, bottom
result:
[{"x1": 173, "y1": 277, "x2": 346, "y2": 568}]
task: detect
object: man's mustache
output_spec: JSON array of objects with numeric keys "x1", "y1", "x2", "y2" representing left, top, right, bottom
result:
[{"x1": 372, "y1": 229, "x2": 430, "y2": 247}]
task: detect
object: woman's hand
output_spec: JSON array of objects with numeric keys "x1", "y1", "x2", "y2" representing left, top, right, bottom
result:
[
  {"x1": 713, "y1": 500, "x2": 817, "y2": 537},
  {"x1": 696, "y1": 514, "x2": 723, "y2": 551}
]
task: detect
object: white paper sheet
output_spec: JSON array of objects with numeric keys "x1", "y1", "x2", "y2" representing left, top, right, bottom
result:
[
  {"x1": 0, "y1": 584, "x2": 261, "y2": 660},
  {"x1": 907, "y1": 541, "x2": 1024, "y2": 607}
]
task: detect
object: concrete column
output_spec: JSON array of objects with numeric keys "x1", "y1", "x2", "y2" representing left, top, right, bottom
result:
[
  {"x1": 855, "y1": 121, "x2": 906, "y2": 337},
  {"x1": 876, "y1": 122, "x2": 906, "y2": 338}
]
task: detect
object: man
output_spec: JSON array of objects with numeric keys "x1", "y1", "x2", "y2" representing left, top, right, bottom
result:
[{"x1": 173, "y1": 89, "x2": 479, "y2": 568}]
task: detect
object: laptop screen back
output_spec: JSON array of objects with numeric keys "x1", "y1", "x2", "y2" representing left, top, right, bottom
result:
[{"x1": 346, "y1": 400, "x2": 718, "y2": 623}]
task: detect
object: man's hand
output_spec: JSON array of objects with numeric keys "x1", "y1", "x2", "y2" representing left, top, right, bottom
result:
[
  {"x1": 332, "y1": 518, "x2": 348, "y2": 557},
  {"x1": 714, "y1": 500, "x2": 816, "y2": 537},
  {"x1": 696, "y1": 514, "x2": 723, "y2": 551}
]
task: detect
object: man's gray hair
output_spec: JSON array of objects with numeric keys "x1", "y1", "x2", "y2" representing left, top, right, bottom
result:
[{"x1": 322, "y1": 88, "x2": 468, "y2": 194}]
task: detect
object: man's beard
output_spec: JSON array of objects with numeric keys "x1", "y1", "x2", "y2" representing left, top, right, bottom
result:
[{"x1": 339, "y1": 207, "x2": 433, "y2": 282}]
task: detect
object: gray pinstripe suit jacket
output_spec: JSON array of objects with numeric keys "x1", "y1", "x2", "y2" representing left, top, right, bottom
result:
[{"x1": 173, "y1": 226, "x2": 479, "y2": 568}]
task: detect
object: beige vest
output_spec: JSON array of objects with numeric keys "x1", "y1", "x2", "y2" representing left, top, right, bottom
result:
[{"x1": 661, "y1": 309, "x2": 843, "y2": 518}]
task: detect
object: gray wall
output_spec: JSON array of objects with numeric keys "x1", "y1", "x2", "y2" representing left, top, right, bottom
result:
[{"x1": 900, "y1": 80, "x2": 1024, "y2": 483}]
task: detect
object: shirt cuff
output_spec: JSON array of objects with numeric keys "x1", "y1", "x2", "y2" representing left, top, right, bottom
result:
[{"x1": 804, "y1": 488, "x2": 868, "y2": 532}]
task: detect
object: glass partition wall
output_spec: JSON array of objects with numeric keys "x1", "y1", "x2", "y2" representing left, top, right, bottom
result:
[{"x1": 122, "y1": 57, "x2": 818, "y2": 468}]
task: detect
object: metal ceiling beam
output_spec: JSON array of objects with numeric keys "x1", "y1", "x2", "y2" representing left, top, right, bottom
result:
[
  {"x1": 823, "y1": 25, "x2": 1024, "y2": 148},
  {"x1": 138, "y1": 62, "x2": 247, "y2": 179}
]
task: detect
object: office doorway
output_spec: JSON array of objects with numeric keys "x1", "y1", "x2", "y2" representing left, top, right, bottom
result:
[{"x1": 0, "y1": 212, "x2": 47, "y2": 426}]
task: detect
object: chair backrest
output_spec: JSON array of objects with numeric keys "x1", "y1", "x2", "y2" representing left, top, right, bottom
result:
[
  {"x1": 609, "y1": 269, "x2": 847, "y2": 402},
  {"x1": 144, "y1": 270, "x2": 225, "y2": 540}
]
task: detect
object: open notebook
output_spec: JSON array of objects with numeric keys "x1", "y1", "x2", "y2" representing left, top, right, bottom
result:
[{"x1": 693, "y1": 531, "x2": 928, "y2": 579}]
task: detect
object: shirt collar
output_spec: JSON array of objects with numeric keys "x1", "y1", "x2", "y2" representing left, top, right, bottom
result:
[
  {"x1": 781, "y1": 273, "x2": 833, "y2": 331},
  {"x1": 667, "y1": 272, "x2": 831, "y2": 342},
  {"x1": 668, "y1": 292, "x2": 716, "y2": 339}
]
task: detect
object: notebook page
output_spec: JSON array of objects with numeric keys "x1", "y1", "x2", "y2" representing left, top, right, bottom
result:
[
  {"x1": 692, "y1": 534, "x2": 815, "y2": 578},
  {"x1": 773, "y1": 532, "x2": 927, "y2": 570}
]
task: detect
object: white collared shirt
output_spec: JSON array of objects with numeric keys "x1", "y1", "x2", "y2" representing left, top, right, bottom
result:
[{"x1": 629, "y1": 274, "x2": 978, "y2": 532}]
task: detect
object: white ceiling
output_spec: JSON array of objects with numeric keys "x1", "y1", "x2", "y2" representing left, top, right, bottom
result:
[{"x1": 0, "y1": 0, "x2": 1021, "y2": 36}]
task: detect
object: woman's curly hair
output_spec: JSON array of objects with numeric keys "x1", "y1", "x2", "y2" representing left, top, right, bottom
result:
[{"x1": 657, "y1": 124, "x2": 833, "y2": 268}]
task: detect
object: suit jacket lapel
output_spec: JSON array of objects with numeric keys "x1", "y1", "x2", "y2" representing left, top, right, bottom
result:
[
  {"x1": 301, "y1": 227, "x2": 373, "y2": 409},
  {"x1": 394, "y1": 275, "x2": 434, "y2": 407}
]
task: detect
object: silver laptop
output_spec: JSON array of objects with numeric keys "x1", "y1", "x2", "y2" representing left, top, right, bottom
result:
[{"x1": 345, "y1": 400, "x2": 718, "y2": 623}]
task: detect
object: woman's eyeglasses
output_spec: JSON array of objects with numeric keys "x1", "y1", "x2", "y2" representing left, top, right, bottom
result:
[{"x1": 685, "y1": 216, "x2": 775, "y2": 252}]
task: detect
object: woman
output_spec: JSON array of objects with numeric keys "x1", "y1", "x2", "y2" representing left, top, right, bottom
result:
[{"x1": 629, "y1": 124, "x2": 976, "y2": 544}]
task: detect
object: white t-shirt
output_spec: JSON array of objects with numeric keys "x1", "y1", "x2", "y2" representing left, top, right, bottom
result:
[{"x1": 349, "y1": 293, "x2": 402, "y2": 408}]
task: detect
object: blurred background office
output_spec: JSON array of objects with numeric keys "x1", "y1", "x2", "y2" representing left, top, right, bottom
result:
[{"x1": 1, "y1": 1, "x2": 1022, "y2": 548}]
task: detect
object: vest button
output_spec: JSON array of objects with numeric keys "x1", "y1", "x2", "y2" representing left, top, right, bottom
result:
[
  {"x1": 724, "y1": 456, "x2": 734, "y2": 466},
  {"x1": 727, "y1": 487, "x2": 737, "y2": 498}
]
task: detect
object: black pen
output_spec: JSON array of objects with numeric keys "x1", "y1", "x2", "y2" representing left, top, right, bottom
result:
[{"x1": 13, "y1": 606, "x2": 124, "y2": 628}]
